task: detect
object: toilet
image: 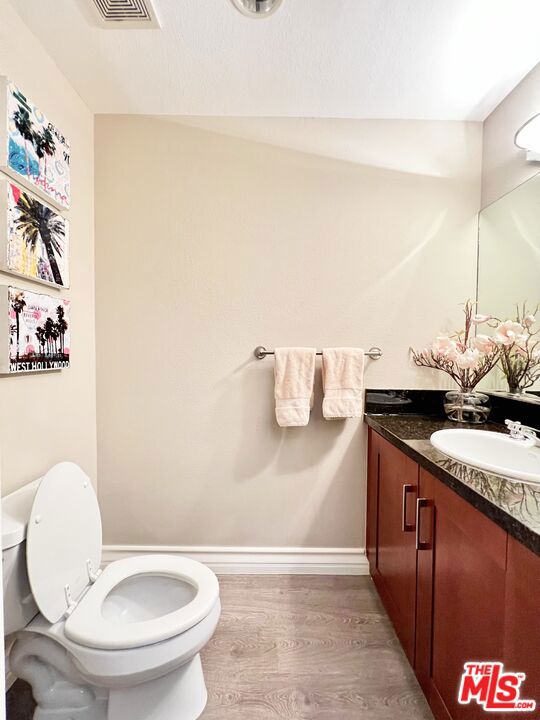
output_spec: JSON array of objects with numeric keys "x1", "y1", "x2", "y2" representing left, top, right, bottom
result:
[{"x1": 2, "y1": 461, "x2": 221, "y2": 720}]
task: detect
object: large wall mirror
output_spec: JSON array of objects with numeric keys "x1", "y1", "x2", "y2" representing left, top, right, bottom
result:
[{"x1": 478, "y1": 170, "x2": 540, "y2": 401}]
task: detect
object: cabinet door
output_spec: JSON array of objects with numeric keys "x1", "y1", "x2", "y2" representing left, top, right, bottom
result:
[
  {"x1": 373, "y1": 434, "x2": 418, "y2": 664},
  {"x1": 366, "y1": 428, "x2": 380, "y2": 570},
  {"x1": 415, "y1": 469, "x2": 436, "y2": 695},
  {"x1": 504, "y1": 536, "x2": 540, "y2": 704},
  {"x1": 430, "y1": 479, "x2": 507, "y2": 720}
]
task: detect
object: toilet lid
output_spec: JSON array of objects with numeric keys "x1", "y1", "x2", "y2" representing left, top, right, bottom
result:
[{"x1": 26, "y1": 462, "x2": 102, "y2": 623}]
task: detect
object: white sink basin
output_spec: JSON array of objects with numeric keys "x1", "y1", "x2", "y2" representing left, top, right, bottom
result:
[{"x1": 430, "y1": 429, "x2": 540, "y2": 485}]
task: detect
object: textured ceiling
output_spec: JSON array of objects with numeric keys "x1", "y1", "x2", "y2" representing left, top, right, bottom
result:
[{"x1": 10, "y1": 0, "x2": 540, "y2": 119}]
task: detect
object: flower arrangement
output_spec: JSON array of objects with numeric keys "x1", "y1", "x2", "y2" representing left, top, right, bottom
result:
[
  {"x1": 411, "y1": 300, "x2": 499, "y2": 393},
  {"x1": 411, "y1": 300, "x2": 540, "y2": 421},
  {"x1": 492, "y1": 305, "x2": 540, "y2": 394}
]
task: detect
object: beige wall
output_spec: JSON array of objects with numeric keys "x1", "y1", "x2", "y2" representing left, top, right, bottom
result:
[
  {"x1": 482, "y1": 62, "x2": 540, "y2": 208},
  {"x1": 0, "y1": 0, "x2": 96, "y2": 494},
  {"x1": 95, "y1": 116, "x2": 481, "y2": 549}
]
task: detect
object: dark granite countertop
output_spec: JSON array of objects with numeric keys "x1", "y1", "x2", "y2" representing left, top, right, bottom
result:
[{"x1": 365, "y1": 413, "x2": 540, "y2": 558}]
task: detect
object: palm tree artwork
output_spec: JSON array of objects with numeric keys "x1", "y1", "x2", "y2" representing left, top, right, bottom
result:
[
  {"x1": 33, "y1": 127, "x2": 56, "y2": 185},
  {"x1": 35, "y1": 326, "x2": 46, "y2": 357},
  {"x1": 9, "y1": 183, "x2": 68, "y2": 286},
  {"x1": 56, "y1": 305, "x2": 68, "y2": 355},
  {"x1": 12, "y1": 105, "x2": 34, "y2": 180},
  {"x1": 7, "y1": 83, "x2": 70, "y2": 209},
  {"x1": 44, "y1": 316, "x2": 56, "y2": 356},
  {"x1": 10, "y1": 291, "x2": 26, "y2": 362},
  {"x1": 6, "y1": 288, "x2": 70, "y2": 373}
]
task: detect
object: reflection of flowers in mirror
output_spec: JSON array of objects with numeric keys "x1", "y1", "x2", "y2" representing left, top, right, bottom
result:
[
  {"x1": 491, "y1": 305, "x2": 540, "y2": 394},
  {"x1": 494, "y1": 321, "x2": 529, "y2": 347}
]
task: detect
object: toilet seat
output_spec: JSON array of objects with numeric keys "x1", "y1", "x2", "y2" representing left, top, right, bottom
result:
[
  {"x1": 64, "y1": 554, "x2": 219, "y2": 650},
  {"x1": 25, "y1": 462, "x2": 220, "y2": 653},
  {"x1": 26, "y1": 462, "x2": 103, "y2": 623}
]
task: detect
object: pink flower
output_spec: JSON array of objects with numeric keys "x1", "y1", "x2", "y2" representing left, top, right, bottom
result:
[
  {"x1": 455, "y1": 348, "x2": 480, "y2": 369},
  {"x1": 524, "y1": 314, "x2": 536, "y2": 328},
  {"x1": 472, "y1": 334, "x2": 496, "y2": 353},
  {"x1": 431, "y1": 336, "x2": 457, "y2": 359},
  {"x1": 494, "y1": 321, "x2": 526, "y2": 346},
  {"x1": 472, "y1": 314, "x2": 492, "y2": 324}
]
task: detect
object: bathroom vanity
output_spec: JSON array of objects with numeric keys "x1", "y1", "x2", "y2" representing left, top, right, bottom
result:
[{"x1": 365, "y1": 408, "x2": 540, "y2": 720}]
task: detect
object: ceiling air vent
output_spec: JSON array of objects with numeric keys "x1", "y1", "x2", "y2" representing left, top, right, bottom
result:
[{"x1": 90, "y1": 0, "x2": 160, "y2": 28}]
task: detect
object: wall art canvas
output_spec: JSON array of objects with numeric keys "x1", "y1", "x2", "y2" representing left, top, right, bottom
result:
[
  {"x1": 0, "y1": 177, "x2": 69, "y2": 287},
  {"x1": 0, "y1": 286, "x2": 70, "y2": 373},
  {"x1": 0, "y1": 77, "x2": 70, "y2": 210}
]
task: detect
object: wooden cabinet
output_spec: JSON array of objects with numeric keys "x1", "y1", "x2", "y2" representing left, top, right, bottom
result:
[
  {"x1": 429, "y1": 477, "x2": 507, "y2": 720},
  {"x1": 366, "y1": 428, "x2": 540, "y2": 720},
  {"x1": 366, "y1": 428, "x2": 379, "y2": 568},
  {"x1": 504, "y1": 536, "x2": 540, "y2": 704},
  {"x1": 367, "y1": 430, "x2": 418, "y2": 663},
  {"x1": 415, "y1": 468, "x2": 435, "y2": 695}
]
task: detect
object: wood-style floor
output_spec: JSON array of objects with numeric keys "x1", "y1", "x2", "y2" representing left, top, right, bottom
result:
[
  {"x1": 7, "y1": 575, "x2": 433, "y2": 720},
  {"x1": 202, "y1": 575, "x2": 431, "y2": 719}
]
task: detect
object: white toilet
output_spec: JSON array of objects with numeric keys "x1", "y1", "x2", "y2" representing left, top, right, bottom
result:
[{"x1": 2, "y1": 461, "x2": 221, "y2": 720}]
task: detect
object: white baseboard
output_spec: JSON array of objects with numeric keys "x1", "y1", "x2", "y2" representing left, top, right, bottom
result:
[{"x1": 101, "y1": 545, "x2": 368, "y2": 575}]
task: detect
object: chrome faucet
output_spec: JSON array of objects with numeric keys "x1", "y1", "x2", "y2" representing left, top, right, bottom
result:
[{"x1": 505, "y1": 419, "x2": 540, "y2": 444}]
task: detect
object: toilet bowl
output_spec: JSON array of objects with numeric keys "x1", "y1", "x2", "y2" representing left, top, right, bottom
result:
[{"x1": 3, "y1": 462, "x2": 221, "y2": 720}]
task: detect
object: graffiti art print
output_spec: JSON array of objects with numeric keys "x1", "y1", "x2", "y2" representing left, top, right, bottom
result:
[
  {"x1": 0, "y1": 78, "x2": 70, "y2": 210},
  {"x1": 1, "y1": 286, "x2": 70, "y2": 373}
]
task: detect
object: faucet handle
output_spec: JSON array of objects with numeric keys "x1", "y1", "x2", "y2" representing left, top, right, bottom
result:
[
  {"x1": 505, "y1": 419, "x2": 524, "y2": 438},
  {"x1": 505, "y1": 419, "x2": 539, "y2": 442}
]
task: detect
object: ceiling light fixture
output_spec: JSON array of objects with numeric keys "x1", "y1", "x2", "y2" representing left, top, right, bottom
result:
[
  {"x1": 514, "y1": 114, "x2": 540, "y2": 162},
  {"x1": 229, "y1": 0, "x2": 283, "y2": 18}
]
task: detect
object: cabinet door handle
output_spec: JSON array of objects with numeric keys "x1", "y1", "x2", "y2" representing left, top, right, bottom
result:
[
  {"x1": 416, "y1": 497, "x2": 433, "y2": 550},
  {"x1": 402, "y1": 484, "x2": 415, "y2": 532}
]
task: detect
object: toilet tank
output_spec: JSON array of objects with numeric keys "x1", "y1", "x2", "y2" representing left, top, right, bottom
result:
[{"x1": 2, "y1": 479, "x2": 41, "y2": 634}]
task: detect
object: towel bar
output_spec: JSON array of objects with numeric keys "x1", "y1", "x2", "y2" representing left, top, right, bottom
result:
[{"x1": 253, "y1": 346, "x2": 383, "y2": 360}]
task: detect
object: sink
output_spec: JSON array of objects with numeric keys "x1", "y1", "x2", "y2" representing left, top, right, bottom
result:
[{"x1": 430, "y1": 429, "x2": 540, "y2": 485}]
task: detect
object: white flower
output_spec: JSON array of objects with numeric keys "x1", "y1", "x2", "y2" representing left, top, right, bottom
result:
[
  {"x1": 524, "y1": 314, "x2": 536, "y2": 328},
  {"x1": 472, "y1": 334, "x2": 496, "y2": 353},
  {"x1": 472, "y1": 314, "x2": 492, "y2": 324},
  {"x1": 494, "y1": 321, "x2": 526, "y2": 346},
  {"x1": 454, "y1": 348, "x2": 480, "y2": 369}
]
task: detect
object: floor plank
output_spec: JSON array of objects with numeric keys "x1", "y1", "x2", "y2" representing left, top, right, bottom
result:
[{"x1": 6, "y1": 575, "x2": 433, "y2": 720}]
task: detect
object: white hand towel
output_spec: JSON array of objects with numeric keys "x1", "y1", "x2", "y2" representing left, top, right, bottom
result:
[
  {"x1": 274, "y1": 347, "x2": 316, "y2": 427},
  {"x1": 322, "y1": 348, "x2": 365, "y2": 419}
]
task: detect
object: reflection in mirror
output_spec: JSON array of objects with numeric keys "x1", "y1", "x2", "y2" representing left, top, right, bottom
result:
[{"x1": 478, "y1": 171, "x2": 540, "y2": 401}]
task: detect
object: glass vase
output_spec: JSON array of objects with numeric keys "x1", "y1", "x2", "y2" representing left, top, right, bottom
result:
[
  {"x1": 444, "y1": 390, "x2": 490, "y2": 424},
  {"x1": 506, "y1": 382, "x2": 525, "y2": 396}
]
